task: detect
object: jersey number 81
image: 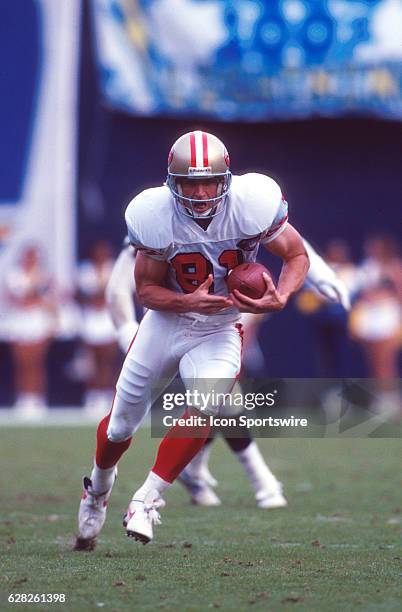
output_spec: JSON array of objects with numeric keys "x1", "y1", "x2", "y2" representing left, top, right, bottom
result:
[{"x1": 171, "y1": 249, "x2": 243, "y2": 293}]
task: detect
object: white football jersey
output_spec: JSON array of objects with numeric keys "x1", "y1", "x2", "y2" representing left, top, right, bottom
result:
[{"x1": 125, "y1": 173, "x2": 288, "y2": 303}]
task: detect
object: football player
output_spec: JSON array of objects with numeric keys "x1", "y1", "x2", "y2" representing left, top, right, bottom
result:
[
  {"x1": 75, "y1": 130, "x2": 311, "y2": 549},
  {"x1": 103, "y1": 235, "x2": 349, "y2": 510},
  {"x1": 104, "y1": 239, "x2": 287, "y2": 509}
]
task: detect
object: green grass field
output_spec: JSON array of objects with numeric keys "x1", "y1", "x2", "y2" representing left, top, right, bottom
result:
[{"x1": 1, "y1": 427, "x2": 401, "y2": 611}]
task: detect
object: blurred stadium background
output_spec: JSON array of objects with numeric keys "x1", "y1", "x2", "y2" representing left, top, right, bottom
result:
[
  {"x1": 0, "y1": 0, "x2": 401, "y2": 417},
  {"x1": 1, "y1": 3, "x2": 401, "y2": 610}
]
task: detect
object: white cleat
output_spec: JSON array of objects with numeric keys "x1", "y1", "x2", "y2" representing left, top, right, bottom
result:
[
  {"x1": 256, "y1": 486, "x2": 288, "y2": 509},
  {"x1": 74, "y1": 472, "x2": 116, "y2": 550},
  {"x1": 183, "y1": 446, "x2": 219, "y2": 487},
  {"x1": 178, "y1": 469, "x2": 221, "y2": 506},
  {"x1": 198, "y1": 465, "x2": 218, "y2": 489},
  {"x1": 124, "y1": 489, "x2": 163, "y2": 545},
  {"x1": 191, "y1": 485, "x2": 221, "y2": 507}
]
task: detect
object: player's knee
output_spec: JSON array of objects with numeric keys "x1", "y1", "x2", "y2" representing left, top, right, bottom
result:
[
  {"x1": 107, "y1": 422, "x2": 133, "y2": 443},
  {"x1": 108, "y1": 388, "x2": 150, "y2": 441},
  {"x1": 194, "y1": 403, "x2": 220, "y2": 417},
  {"x1": 188, "y1": 393, "x2": 235, "y2": 416},
  {"x1": 186, "y1": 383, "x2": 234, "y2": 417}
]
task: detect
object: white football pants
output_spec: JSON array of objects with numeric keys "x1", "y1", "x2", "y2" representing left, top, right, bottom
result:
[{"x1": 107, "y1": 310, "x2": 242, "y2": 442}]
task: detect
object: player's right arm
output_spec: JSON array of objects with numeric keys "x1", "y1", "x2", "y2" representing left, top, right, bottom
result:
[
  {"x1": 135, "y1": 252, "x2": 233, "y2": 315},
  {"x1": 105, "y1": 246, "x2": 140, "y2": 351},
  {"x1": 105, "y1": 246, "x2": 137, "y2": 329}
]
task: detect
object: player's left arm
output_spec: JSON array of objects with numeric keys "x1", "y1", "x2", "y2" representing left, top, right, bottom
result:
[
  {"x1": 303, "y1": 239, "x2": 351, "y2": 310},
  {"x1": 265, "y1": 224, "x2": 310, "y2": 299},
  {"x1": 231, "y1": 224, "x2": 309, "y2": 314}
]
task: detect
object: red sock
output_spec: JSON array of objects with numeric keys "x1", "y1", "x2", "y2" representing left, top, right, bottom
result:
[
  {"x1": 152, "y1": 409, "x2": 211, "y2": 483},
  {"x1": 95, "y1": 413, "x2": 132, "y2": 469}
]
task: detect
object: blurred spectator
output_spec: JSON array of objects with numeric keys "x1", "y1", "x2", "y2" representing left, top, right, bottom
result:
[
  {"x1": 324, "y1": 239, "x2": 359, "y2": 297},
  {"x1": 4, "y1": 244, "x2": 57, "y2": 416},
  {"x1": 295, "y1": 239, "x2": 356, "y2": 377},
  {"x1": 349, "y1": 235, "x2": 401, "y2": 414},
  {"x1": 76, "y1": 241, "x2": 118, "y2": 415}
]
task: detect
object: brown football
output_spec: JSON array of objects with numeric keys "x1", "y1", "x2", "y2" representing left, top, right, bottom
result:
[{"x1": 226, "y1": 262, "x2": 271, "y2": 299}]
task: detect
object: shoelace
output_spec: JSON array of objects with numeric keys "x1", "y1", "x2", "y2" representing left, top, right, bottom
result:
[
  {"x1": 143, "y1": 498, "x2": 163, "y2": 526},
  {"x1": 86, "y1": 489, "x2": 108, "y2": 510},
  {"x1": 83, "y1": 481, "x2": 109, "y2": 509}
]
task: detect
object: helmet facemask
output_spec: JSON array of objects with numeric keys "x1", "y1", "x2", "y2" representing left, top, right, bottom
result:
[{"x1": 167, "y1": 171, "x2": 232, "y2": 219}]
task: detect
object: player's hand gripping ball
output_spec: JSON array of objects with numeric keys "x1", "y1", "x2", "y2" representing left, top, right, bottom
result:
[{"x1": 226, "y1": 263, "x2": 272, "y2": 299}]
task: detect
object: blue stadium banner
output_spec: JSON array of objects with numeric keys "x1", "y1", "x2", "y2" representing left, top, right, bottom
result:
[
  {"x1": 91, "y1": 0, "x2": 402, "y2": 121},
  {"x1": 0, "y1": 0, "x2": 80, "y2": 311}
]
